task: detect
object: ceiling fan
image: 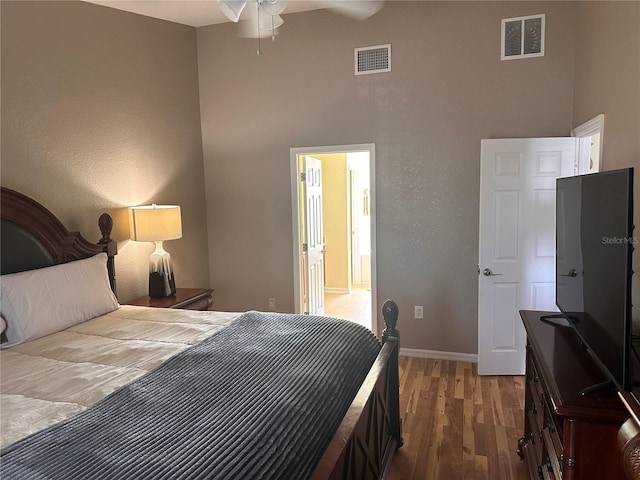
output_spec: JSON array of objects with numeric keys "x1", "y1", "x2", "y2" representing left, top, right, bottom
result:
[{"x1": 218, "y1": 0, "x2": 384, "y2": 54}]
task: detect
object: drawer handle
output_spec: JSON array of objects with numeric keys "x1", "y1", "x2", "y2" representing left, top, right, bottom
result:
[
  {"x1": 529, "y1": 385, "x2": 543, "y2": 415},
  {"x1": 542, "y1": 428, "x2": 562, "y2": 478},
  {"x1": 546, "y1": 420, "x2": 556, "y2": 433}
]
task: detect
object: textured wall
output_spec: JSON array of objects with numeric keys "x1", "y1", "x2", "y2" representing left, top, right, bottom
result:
[
  {"x1": 198, "y1": 2, "x2": 577, "y2": 353},
  {"x1": 6, "y1": 1, "x2": 634, "y2": 355},
  {"x1": 1, "y1": 1, "x2": 209, "y2": 302},
  {"x1": 572, "y1": 1, "x2": 640, "y2": 322}
]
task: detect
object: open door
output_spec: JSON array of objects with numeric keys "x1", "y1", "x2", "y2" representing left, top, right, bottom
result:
[
  {"x1": 303, "y1": 155, "x2": 325, "y2": 315},
  {"x1": 478, "y1": 138, "x2": 577, "y2": 375}
]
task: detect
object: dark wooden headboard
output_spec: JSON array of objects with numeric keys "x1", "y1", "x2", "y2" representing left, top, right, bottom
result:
[{"x1": 0, "y1": 187, "x2": 117, "y2": 295}]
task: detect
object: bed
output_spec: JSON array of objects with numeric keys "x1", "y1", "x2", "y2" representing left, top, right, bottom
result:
[{"x1": 0, "y1": 187, "x2": 403, "y2": 479}]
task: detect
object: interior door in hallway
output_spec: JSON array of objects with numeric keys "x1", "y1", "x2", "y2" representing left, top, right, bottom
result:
[
  {"x1": 304, "y1": 156, "x2": 325, "y2": 315},
  {"x1": 478, "y1": 137, "x2": 576, "y2": 375}
]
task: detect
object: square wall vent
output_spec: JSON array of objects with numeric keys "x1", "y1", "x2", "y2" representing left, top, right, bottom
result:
[
  {"x1": 355, "y1": 44, "x2": 391, "y2": 75},
  {"x1": 501, "y1": 14, "x2": 545, "y2": 60}
]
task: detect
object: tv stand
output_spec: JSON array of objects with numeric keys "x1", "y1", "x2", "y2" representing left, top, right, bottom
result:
[
  {"x1": 518, "y1": 310, "x2": 628, "y2": 479},
  {"x1": 539, "y1": 313, "x2": 572, "y2": 328},
  {"x1": 580, "y1": 379, "x2": 615, "y2": 396}
]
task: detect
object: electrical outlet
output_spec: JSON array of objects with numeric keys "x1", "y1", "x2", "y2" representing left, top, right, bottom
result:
[
  {"x1": 268, "y1": 297, "x2": 276, "y2": 311},
  {"x1": 414, "y1": 305, "x2": 424, "y2": 319}
]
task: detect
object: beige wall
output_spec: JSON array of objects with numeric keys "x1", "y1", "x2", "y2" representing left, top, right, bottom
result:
[
  {"x1": 3, "y1": 1, "x2": 637, "y2": 355},
  {"x1": 319, "y1": 154, "x2": 350, "y2": 292},
  {"x1": 198, "y1": 1, "x2": 577, "y2": 352},
  {"x1": 1, "y1": 1, "x2": 209, "y2": 302},
  {"x1": 572, "y1": 1, "x2": 640, "y2": 321}
]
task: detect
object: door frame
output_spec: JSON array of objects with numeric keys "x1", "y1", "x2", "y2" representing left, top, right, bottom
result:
[
  {"x1": 571, "y1": 114, "x2": 605, "y2": 174},
  {"x1": 290, "y1": 144, "x2": 377, "y2": 331}
]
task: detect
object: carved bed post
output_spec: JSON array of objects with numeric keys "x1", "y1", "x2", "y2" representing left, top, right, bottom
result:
[
  {"x1": 381, "y1": 299, "x2": 399, "y2": 344},
  {"x1": 97, "y1": 213, "x2": 118, "y2": 296},
  {"x1": 382, "y1": 299, "x2": 404, "y2": 449}
]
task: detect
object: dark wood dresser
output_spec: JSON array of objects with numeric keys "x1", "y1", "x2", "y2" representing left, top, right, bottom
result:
[{"x1": 518, "y1": 310, "x2": 628, "y2": 480}]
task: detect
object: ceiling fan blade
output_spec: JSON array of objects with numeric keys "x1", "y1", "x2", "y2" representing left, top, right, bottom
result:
[
  {"x1": 260, "y1": 13, "x2": 284, "y2": 31},
  {"x1": 261, "y1": 0, "x2": 288, "y2": 16},
  {"x1": 218, "y1": 0, "x2": 247, "y2": 22},
  {"x1": 320, "y1": 0, "x2": 384, "y2": 20}
]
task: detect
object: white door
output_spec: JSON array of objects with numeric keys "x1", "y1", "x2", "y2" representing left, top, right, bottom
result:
[
  {"x1": 350, "y1": 169, "x2": 361, "y2": 284},
  {"x1": 303, "y1": 156, "x2": 325, "y2": 315},
  {"x1": 478, "y1": 138, "x2": 577, "y2": 375}
]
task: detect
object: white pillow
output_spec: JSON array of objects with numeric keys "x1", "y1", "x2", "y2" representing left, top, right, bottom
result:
[{"x1": 0, "y1": 253, "x2": 119, "y2": 347}]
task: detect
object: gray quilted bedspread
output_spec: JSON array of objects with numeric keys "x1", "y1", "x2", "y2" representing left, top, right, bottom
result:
[{"x1": 0, "y1": 311, "x2": 381, "y2": 479}]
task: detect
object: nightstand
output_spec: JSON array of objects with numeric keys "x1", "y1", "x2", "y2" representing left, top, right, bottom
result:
[{"x1": 125, "y1": 288, "x2": 214, "y2": 311}]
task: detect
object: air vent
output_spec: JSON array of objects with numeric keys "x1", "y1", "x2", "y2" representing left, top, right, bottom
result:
[
  {"x1": 355, "y1": 44, "x2": 391, "y2": 75},
  {"x1": 501, "y1": 14, "x2": 545, "y2": 60}
]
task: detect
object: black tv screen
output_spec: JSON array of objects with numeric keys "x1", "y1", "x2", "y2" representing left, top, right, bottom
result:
[{"x1": 555, "y1": 167, "x2": 634, "y2": 391}]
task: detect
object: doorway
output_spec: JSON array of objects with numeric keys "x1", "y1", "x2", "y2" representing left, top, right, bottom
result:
[{"x1": 290, "y1": 144, "x2": 376, "y2": 332}]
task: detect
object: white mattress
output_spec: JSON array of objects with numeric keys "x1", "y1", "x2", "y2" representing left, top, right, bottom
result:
[{"x1": 0, "y1": 305, "x2": 241, "y2": 448}]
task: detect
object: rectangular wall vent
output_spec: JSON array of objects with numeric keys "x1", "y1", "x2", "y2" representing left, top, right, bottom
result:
[
  {"x1": 501, "y1": 14, "x2": 545, "y2": 60},
  {"x1": 355, "y1": 44, "x2": 391, "y2": 75}
]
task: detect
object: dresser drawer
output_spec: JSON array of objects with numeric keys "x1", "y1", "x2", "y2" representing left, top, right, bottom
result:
[
  {"x1": 542, "y1": 426, "x2": 563, "y2": 479},
  {"x1": 525, "y1": 345, "x2": 564, "y2": 479}
]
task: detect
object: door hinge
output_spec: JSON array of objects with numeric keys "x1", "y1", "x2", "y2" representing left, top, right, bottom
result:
[
  {"x1": 302, "y1": 243, "x2": 308, "y2": 252},
  {"x1": 300, "y1": 172, "x2": 306, "y2": 182}
]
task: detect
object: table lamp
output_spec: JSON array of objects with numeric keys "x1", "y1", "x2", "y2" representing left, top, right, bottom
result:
[{"x1": 129, "y1": 204, "x2": 182, "y2": 298}]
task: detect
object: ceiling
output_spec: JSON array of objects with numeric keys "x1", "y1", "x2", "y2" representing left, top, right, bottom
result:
[{"x1": 84, "y1": 1, "x2": 328, "y2": 28}]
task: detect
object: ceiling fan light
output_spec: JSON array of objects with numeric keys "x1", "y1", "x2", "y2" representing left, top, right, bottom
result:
[
  {"x1": 218, "y1": 0, "x2": 247, "y2": 22},
  {"x1": 259, "y1": 12, "x2": 284, "y2": 31},
  {"x1": 260, "y1": 0, "x2": 287, "y2": 16}
]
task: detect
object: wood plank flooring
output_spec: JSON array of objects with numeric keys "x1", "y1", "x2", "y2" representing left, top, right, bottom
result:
[{"x1": 388, "y1": 356, "x2": 528, "y2": 480}]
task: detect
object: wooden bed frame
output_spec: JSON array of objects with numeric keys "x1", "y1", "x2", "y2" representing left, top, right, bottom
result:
[
  {"x1": 0, "y1": 186, "x2": 403, "y2": 479},
  {"x1": 0, "y1": 187, "x2": 117, "y2": 293}
]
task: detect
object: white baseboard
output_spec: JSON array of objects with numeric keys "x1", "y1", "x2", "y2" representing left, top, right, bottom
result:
[
  {"x1": 399, "y1": 347, "x2": 478, "y2": 363},
  {"x1": 324, "y1": 287, "x2": 351, "y2": 294}
]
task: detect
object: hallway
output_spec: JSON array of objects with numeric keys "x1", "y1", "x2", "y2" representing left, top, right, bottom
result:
[{"x1": 323, "y1": 287, "x2": 371, "y2": 330}]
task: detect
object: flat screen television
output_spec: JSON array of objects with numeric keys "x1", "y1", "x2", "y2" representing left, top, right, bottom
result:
[{"x1": 555, "y1": 167, "x2": 634, "y2": 392}]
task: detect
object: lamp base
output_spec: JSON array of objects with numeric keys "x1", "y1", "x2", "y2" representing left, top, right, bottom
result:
[{"x1": 149, "y1": 271, "x2": 176, "y2": 298}]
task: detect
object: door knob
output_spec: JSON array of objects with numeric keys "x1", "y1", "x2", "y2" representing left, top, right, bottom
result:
[
  {"x1": 483, "y1": 268, "x2": 502, "y2": 277},
  {"x1": 561, "y1": 268, "x2": 578, "y2": 277}
]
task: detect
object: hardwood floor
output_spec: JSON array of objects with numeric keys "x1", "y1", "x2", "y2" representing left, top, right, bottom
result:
[
  {"x1": 388, "y1": 356, "x2": 528, "y2": 480},
  {"x1": 324, "y1": 295, "x2": 527, "y2": 478}
]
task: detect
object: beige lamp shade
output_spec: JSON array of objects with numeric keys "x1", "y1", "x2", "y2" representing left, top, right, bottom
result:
[{"x1": 129, "y1": 205, "x2": 182, "y2": 242}]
